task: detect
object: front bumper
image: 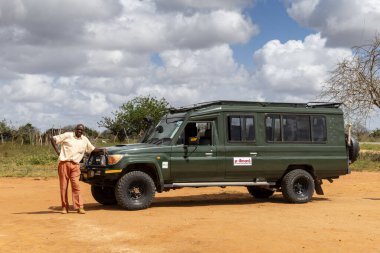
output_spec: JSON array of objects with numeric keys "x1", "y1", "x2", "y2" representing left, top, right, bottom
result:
[{"x1": 80, "y1": 164, "x2": 121, "y2": 186}]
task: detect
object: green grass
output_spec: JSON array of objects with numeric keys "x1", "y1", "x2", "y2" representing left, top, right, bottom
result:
[
  {"x1": 1, "y1": 141, "x2": 379, "y2": 177},
  {"x1": 360, "y1": 143, "x2": 380, "y2": 151},
  {"x1": 350, "y1": 160, "x2": 380, "y2": 172},
  {"x1": 0, "y1": 141, "x2": 125, "y2": 177},
  {"x1": 0, "y1": 143, "x2": 58, "y2": 177},
  {"x1": 350, "y1": 143, "x2": 380, "y2": 172}
]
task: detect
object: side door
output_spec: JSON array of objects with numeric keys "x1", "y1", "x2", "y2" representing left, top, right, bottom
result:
[
  {"x1": 170, "y1": 120, "x2": 219, "y2": 182},
  {"x1": 224, "y1": 114, "x2": 263, "y2": 180}
]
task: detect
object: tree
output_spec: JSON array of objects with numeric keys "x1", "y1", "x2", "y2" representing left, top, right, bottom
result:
[
  {"x1": 0, "y1": 119, "x2": 12, "y2": 143},
  {"x1": 321, "y1": 34, "x2": 380, "y2": 122},
  {"x1": 99, "y1": 96, "x2": 170, "y2": 141},
  {"x1": 17, "y1": 123, "x2": 40, "y2": 145}
]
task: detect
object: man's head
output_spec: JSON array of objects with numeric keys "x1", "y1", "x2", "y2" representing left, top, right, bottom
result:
[{"x1": 75, "y1": 124, "x2": 85, "y2": 138}]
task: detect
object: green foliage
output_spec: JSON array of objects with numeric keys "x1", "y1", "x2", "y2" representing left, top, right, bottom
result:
[
  {"x1": 0, "y1": 119, "x2": 13, "y2": 143},
  {"x1": 369, "y1": 128, "x2": 380, "y2": 138},
  {"x1": 16, "y1": 123, "x2": 39, "y2": 145},
  {"x1": 99, "y1": 95, "x2": 170, "y2": 141}
]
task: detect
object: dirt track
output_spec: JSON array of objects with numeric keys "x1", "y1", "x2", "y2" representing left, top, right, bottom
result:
[{"x1": 0, "y1": 172, "x2": 379, "y2": 253}]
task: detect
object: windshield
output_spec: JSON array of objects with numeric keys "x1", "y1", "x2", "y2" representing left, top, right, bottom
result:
[{"x1": 144, "y1": 115, "x2": 184, "y2": 145}]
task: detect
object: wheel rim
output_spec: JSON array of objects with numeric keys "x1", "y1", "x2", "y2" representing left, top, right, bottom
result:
[
  {"x1": 128, "y1": 183, "x2": 145, "y2": 200},
  {"x1": 293, "y1": 177, "x2": 309, "y2": 197}
]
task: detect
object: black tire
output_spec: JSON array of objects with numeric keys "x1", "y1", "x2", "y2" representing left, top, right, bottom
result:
[
  {"x1": 247, "y1": 186, "x2": 274, "y2": 199},
  {"x1": 91, "y1": 185, "x2": 117, "y2": 205},
  {"x1": 348, "y1": 137, "x2": 360, "y2": 163},
  {"x1": 281, "y1": 169, "x2": 315, "y2": 203},
  {"x1": 115, "y1": 171, "x2": 156, "y2": 210}
]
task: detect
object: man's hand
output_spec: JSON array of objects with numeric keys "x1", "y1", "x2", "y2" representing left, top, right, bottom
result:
[
  {"x1": 93, "y1": 147, "x2": 108, "y2": 155},
  {"x1": 50, "y1": 137, "x2": 60, "y2": 156}
]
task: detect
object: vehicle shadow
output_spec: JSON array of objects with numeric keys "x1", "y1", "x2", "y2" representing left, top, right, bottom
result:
[
  {"x1": 12, "y1": 194, "x2": 330, "y2": 214},
  {"x1": 149, "y1": 193, "x2": 329, "y2": 208}
]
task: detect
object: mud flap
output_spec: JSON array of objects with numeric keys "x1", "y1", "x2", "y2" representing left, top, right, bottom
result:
[{"x1": 314, "y1": 179, "x2": 324, "y2": 195}]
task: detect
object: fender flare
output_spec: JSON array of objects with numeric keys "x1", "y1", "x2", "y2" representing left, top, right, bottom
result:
[{"x1": 121, "y1": 160, "x2": 165, "y2": 192}]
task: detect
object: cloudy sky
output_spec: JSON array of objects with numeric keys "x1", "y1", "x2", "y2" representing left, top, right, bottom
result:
[{"x1": 0, "y1": 0, "x2": 379, "y2": 131}]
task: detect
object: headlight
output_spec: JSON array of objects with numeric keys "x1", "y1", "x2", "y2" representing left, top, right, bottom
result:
[{"x1": 107, "y1": 154, "x2": 123, "y2": 165}]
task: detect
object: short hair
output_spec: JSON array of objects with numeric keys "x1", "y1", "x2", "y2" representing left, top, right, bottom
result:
[{"x1": 75, "y1": 124, "x2": 85, "y2": 130}]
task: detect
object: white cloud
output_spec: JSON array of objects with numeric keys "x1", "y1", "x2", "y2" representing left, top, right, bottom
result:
[
  {"x1": 0, "y1": 0, "x2": 121, "y2": 44},
  {"x1": 252, "y1": 33, "x2": 351, "y2": 102},
  {"x1": 286, "y1": 0, "x2": 380, "y2": 47},
  {"x1": 0, "y1": 75, "x2": 66, "y2": 102},
  {"x1": 85, "y1": 9, "x2": 258, "y2": 52}
]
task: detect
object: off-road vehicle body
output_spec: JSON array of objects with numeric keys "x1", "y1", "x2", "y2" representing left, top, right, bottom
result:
[{"x1": 81, "y1": 101, "x2": 359, "y2": 210}]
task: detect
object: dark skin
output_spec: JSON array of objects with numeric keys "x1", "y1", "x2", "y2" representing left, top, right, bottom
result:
[{"x1": 50, "y1": 124, "x2": 104, "y2": 156}]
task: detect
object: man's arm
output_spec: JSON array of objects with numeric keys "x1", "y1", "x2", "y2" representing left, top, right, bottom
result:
[
  {"x1": 90, "y1": 147, "x2": 108, "y2": 154},
  {"x1": 50, "y1": 137, "x2": 60, "y2": 155}
]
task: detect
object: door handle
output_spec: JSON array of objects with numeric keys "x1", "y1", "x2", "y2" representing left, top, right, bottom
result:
[
  {"x1": 205, "y1": 152, "x2": 213, "y2": 156},
  {"x1": 250, "y1": 152, "x2": 258, "y2": 156}
]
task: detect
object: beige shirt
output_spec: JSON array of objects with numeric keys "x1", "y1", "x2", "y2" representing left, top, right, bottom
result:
[{"x1": 53, "y1": 132, "x2": 95, "y2": 164}]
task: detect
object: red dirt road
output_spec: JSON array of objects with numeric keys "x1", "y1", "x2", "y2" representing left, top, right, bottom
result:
[{"x1": 0, "y1": 172, "x2": 379, "y2": 253}]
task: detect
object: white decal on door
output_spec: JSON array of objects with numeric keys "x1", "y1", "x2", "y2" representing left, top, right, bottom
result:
[{"x1": 233, "y1": 157, "x2": 252, "y2": 166}]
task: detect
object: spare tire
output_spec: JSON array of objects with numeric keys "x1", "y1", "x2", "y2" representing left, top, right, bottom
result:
[{"x1": 346, "y1": 136, "x2": 360, "y2": 163}]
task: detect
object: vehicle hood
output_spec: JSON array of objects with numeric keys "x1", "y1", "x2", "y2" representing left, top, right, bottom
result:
[{"x1": 106, "y1": 143, "x2": 168, "y2": 154}]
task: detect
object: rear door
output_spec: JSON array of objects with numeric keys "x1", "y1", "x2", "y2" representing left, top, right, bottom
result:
[{"x1": 224, "y1": 113, "x2": 263, "y2": 180}]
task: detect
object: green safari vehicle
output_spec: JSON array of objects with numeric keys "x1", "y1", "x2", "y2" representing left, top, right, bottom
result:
[{"x1": 81, "y1": 101, "x2": 359, "y2": 210}]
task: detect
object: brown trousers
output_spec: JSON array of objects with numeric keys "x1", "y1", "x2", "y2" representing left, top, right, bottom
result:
[{"x1": 58, "y1": 161, "x2": 83, "y2": 210}]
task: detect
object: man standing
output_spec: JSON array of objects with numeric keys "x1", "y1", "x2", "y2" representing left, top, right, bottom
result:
[{"x1": 50, "y1": 124, "x2": 101, "y2": 214}]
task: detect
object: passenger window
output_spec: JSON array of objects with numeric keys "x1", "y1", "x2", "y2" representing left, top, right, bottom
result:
[
  {"x1": 228, "y1": 116, "x2": 255, "y2": 142},
  {"x1": 266, "y1": 114, "x2": 326, "y2": 143},
  {"x1": 312, "y1": 116, "x2": 327, "y2": 142},
  {"x1": 282, "y1": 115, "x2": 311, "y2": 142},
  {"x1": 265, "y1": 115, "x2": 281, "y2": 142}
]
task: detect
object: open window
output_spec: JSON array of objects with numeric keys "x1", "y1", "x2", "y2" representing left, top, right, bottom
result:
[{"x1": 177, "y1": 122, "x2": 213, "y2": 145}]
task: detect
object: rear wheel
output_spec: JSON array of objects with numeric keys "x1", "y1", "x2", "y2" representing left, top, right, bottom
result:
[
  {"x1": 91, "y1": 185, "x2": 117, "y2": 205},
  {"x1": 281, "y1": 169, "x2": 315, "y2": 203},
  {"x1": 115, "y1": 171, "x2": 156, "y2": 210},
  {"x1": 247, "y1": 187, "x2": 274, "y2": 199}
]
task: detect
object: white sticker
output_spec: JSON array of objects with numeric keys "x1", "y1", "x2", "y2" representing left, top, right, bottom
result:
[
  {"x1": 162, "y1": 161, "x2": 169, "y2": 169},
  {"x1": 233, "y1": 157, "x2": 252, "y2": 166}
]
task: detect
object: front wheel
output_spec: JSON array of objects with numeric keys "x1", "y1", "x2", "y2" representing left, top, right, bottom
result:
[
  {"x1": 91, "y1": 185, "x2": 117, "y2": 205},
  {"x1": 115, "y1": 171, "x2": 156, "y2": 210},
  {"x1": 281, "y1": 169, "x2": 315, "y2": 203}
]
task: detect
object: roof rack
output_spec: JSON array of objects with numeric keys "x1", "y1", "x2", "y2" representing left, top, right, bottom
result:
[
  {"x1": 169, "y1": 100, "x2": 309, "y2": 113},
  {"x1": 306, "y1": 102, "x2": 342, "y2": 108},
  {"x1": 168, "y1": 100, "x2": 342, "y2": 113},
  {"x1": 169, "y1": 101, "x2": 223, "y2": 113}
]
